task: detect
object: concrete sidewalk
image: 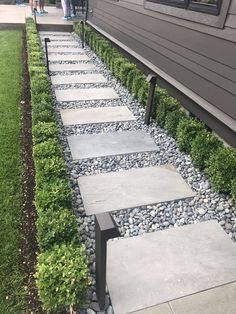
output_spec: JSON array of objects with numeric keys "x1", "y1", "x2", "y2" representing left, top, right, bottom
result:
[{"x1": 0, "y1": 4, "x2": 76, "y2": 30}]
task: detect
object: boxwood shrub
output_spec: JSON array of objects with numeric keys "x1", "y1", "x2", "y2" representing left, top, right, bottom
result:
[
  {"x1": 205, "y1": 147, "x2": 236, "y2": 193},
  {"x1": 190, "y1": 130, "x2": 223, "y2": 170},
  {"x1": 164, "y1": 109, "x2": 186, "y2": 139},
  {"x1": 156, "y1": 96, "x2": 181, "y2": 128},
  {"x1": 176, "y1": 117, "x2": 205, "y2": 153},
  {"x1": 34, "y1": 178, "x2": 72, "y2": 212},
  {"x1": 33, "y1": 139, "x2": 62, "y2": 160},
  {"x1": 36, "y1": 208, "x2": 80, "y2": 251},
  {"x1": 36, "y1": 244, "x2": 89, "y2": 312},
  {"x1": 231, "y1": 178, "x2": 236, "y2": 205},
  {"x1": 32, "y1": 122, "x2": 59, "y2": 145}
]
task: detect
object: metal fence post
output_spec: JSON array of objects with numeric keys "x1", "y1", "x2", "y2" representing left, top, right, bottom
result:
[
  {"x1": 44, "y1": 38, "x2": 51, "y2": 75},
  {"x1": 33, "y1": 8, "x2": 37, "y2": 25},
  {"x1": 145, "y1": 74, "x2": 157, "y2": 125},
  {"x1": 95, "y1": 213, "x2": 120, "y2": 310}
]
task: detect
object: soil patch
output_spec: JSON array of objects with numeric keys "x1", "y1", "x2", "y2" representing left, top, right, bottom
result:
[{"x1": 19, "y1": 30, "x2": 44, "y2": 314}]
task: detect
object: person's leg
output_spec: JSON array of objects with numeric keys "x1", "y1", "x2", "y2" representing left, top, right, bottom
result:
[
  {"x1": 70, "y1": 0, "x2": 76, "y2": 16},
  {"x1": 61, "y1": 0, "x2": 68, "y2": 18},
  {"x1": 66, "y1": 0, "x2": 71, "y2": 18}
]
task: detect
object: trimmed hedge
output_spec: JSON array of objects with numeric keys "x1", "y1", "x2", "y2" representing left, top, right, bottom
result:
[
  {"x1": 190, "y1": 130, "x2": 223, "y2": 170},
  {"x1": 36, "y1": 244, "x2": 89, "y2": 312},
  {"x1": 176, "y1": 117, "x2": 205, "y2": 153},
  {"x1": 26, "y1": 18, "x2": 89, "y2": 312},
  {"x1": 205, "y1": 147, "x2": 236, "y2": 193},
  {"x1": 73, "y1": 23, "x2": 236, "y2": 206}
]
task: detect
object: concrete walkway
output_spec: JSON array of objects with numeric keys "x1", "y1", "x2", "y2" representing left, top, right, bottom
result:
[
  {"x1": 0, "y1": 4, "x2": 75, "y2": 30},
  {"x1": 40, "y1": 31, "x2": 236, "y2": 314}
]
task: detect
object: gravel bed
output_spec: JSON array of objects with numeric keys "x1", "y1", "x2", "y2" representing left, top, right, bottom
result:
[{"x1": 44, "y1": 32, "x2": 236, "y2": 314}]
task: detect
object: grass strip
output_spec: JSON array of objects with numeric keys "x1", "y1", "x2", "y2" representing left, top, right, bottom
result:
[{"x1": 0, "y1": 30, "x2": 25, "y2": 313}]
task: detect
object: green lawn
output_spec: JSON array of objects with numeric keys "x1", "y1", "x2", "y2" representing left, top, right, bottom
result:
[{"x1": 0, "y1": 30, "x2": 25, "y2": 313}]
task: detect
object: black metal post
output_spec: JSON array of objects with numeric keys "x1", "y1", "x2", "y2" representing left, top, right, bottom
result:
[
  {"x1": 95, "y1": 213, "x2": 120, "y2": 310},
  {"x1": 44, "y1": 38, "x2": 51, "y2": 75},
  {"x1": 80, "y1": 20, "x2": 84, "y2": 48},
  {"x1": 144, "y1": 74, "x2": 157, "y2": 125},
  {"x1": 33, "y1": 8, "x2": 37, "y2": 25}
]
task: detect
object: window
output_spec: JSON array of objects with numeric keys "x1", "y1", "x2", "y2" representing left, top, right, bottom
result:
[{"x1": 147, "y1": 0, "x2": 222, "y2": 15}]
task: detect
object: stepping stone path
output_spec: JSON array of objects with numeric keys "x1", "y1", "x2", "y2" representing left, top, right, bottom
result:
[{"x1": 40, "y1": 31, "x2": 236, "y2": 313}]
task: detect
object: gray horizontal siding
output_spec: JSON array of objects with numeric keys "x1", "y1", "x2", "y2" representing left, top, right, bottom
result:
[
  {"x1": 225, "y1": 14, "x2": 236, "y2": 29},
  {"x1": 91, "y1": 13, "x2": 236, "y2": 120}
]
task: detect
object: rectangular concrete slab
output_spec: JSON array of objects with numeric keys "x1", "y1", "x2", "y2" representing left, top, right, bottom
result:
[
  {"x1": 107, "y1": 221, "x2": 236, "y2": 314},
  {"x1": 48, "y1": 54, "x2": 90, "y2": 62},
  {"x1": 60, "y1": 106, "x2": 135, "y2": 125},
  {"x1": 41, "y1": 35, "x2": 73, "y2": 41},
  {"x1": 131, "y1": 303, "x2": 172, "y2": 314},
  {"x1": 55, "y1": 87, "x2": 119, "y2": 101},
  {"x1": 78, "y1": 165, "x2": 195, "y2": 215},
  {"x1": 170, "y1": 282, "x2": 236, "y2": 314},
  {"x1": 48, "y1": 40, "x2": 79, "y2": 46},
  {"x1": 48, "y1": 47, "x2": 85, "y2": 53},
  {"x1": 49, "y1": 63, "x2": 97, "y2": 72},
  {"x1": 39, "y1": 31, "x2": 71, "y2": 36},
  {"x1": 68, "y1": 130, "x2": 156, "y2": 160},
  {"x1": 51, "y1": 74, "x2": 107, "y2": 85}
]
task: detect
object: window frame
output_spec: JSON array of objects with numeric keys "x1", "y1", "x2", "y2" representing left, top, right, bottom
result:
[{"x1": 144, "y1": 0, "x2": 231, "y2": 28}]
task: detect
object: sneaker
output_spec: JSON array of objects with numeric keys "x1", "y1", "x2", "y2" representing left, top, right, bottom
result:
[
  {"x1": 36, "y1": 11, "x2": 43, "y2": 16},
  {"x1": 42, "y1": 10, "x2": 48, "y2": 13},
  {"x1": 66, "y1": 16, "x2": 72, "y2": 20},
  {"x1": 62, "y1": 16, "x2": 68, "y2": 20}
]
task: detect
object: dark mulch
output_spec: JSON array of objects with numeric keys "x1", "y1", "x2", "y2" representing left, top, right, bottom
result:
[{"x1": 19, "y1": 30, "x2": 44, "y2": 314}]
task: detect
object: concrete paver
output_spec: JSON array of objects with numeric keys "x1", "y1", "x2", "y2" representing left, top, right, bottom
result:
[
  {"x1": 78, "y1": 165, "x2": 195, "y2": 214},
  {"x1": 48, "y1": 40, "x2": 79, "y2": 46},
  {"x1": 60, "y1": 106, "x2": 135, "y2": 125},
  {"x1": 49, "y1": 63, "x2": 97, "y2": 72},
  {"x1": 131, "y1": 303, "x2": 172, "y2": 314},
  {"x1": 55, "y1": 87, "x2": 119, "y2": 101},
  {"x1": 107, "y1": 220, "x2": 236, "y2": 314},
  {"x1": 48, "y1": 47, "x2": 85, "y2": 53},
  {"x1": 170, "y1": 282, "x2": 236, "y2": 314},
  {"x1": 51, "y1": 74, "x2": 107, "y2": 85},
  {"x1": 48, "y1": 54, "x2": 90, "y2": 61},
  {"x1": 68, "y1": 130, "x2": 156, "y2": 160}
]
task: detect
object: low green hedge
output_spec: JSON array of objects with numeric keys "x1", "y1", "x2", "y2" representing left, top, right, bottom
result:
[
  {"x1": 73, "y1": 22, "x2": 236, "y2": 207},
  {"x1": 36, "y1": 244, "x2": 89, "y2": 312},
  {"x1": 36, "y1": 208, "x2": 80, "y2": 251},
  {"x1": 176, "y1": 117, "x2": 205, "y2": 153},
  {"x1": 205, "y1": 147, "x2": 236, "y2": 193},
  {"x1": 190, "y1": 130, "x2": 223, "y2": 170},
  {"x1": 27, "y1": 18, "x2": 89, "y2": 311}
]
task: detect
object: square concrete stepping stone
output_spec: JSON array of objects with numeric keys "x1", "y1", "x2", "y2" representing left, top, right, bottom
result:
[
  {"x1": 49, "y1": 63, "x2": 96, "y2": 72},
  {"x1": 51, "y1": 74, "x2": 107, "y2": 85},
  {"x1": 55, "y1": 87, "x2": 119, "y2": 101},
  {"x1": 68, "y1": 130, "x2": 156, "y2": 160},
  {"x1": 170, "y1": 282, "x2": 236, "y2": 314},
  {"x1": 48, "y1": 47, "x2": 84, "y2": 53},
  {"x1": 48, "y1": 41, "x2": 79, "y2": 46},
  {"x1": 78, "y1": 165, "x2": 195, "y2": 215},
  {"x1": 48, "y1": 54, "x2": 90, "y2": 62},
  {"x1": 60, "y1": 106, "x2": 135, "y2": 125},
  {"x1": 107, "y1": 220, "x2": 236, "y2": 314}
]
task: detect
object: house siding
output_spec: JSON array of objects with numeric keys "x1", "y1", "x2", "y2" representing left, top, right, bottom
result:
[{"x1": 88, "y1": 0, "x2": 236, "y2": 145}]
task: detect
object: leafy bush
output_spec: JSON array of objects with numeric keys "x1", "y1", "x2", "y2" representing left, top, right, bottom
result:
[
  {"x1": 32, "y1": 122, "x2": 58, "y2": 145},
  {"x1": 36, "y1": 244, "x2": 89, "y2": 312},
  {"x1": 190, "y1": 130, "x2": 223, "y2": 170},
  {"x1": 31, "y1": 75, "x2": 50, "y2": 94},
  {"x1": 176, "y1": 117, "x2": 205, "y2": 153},
  {"x1": 32, "y1": 108, "x2": 54, "y2": 125},
  {"x1": 137, "y1": 81, "x2": 149, "y2": 106},
  {"x1": 36, "y1": 208, "x2": 80, "y2": 251},
  {"x1": 156, "y1": 96, "x2": 181, "y2": 128},
  {"x1": 113, "y1": 56, "x2": 126, "y2": 79},
  {"x1": 131, "y1": 72, "x2": 146, "y2": 99},
  {"x1": 35, "y1": 157, "x2": 67, "y2": 187},
  {"x1": 33, "y1": 139, "x2": 61, "y2": 160},
  {"x1": 34, "y1": 178, "x2": 72, "y2": 212},
  {"x1": 126, "y1": 68, "x2": 139, "y2": 93},
  {"x1": 119, "y1": 63, "x2": 136, "y2": 86},
  {"x1": 205, "y1": 147, "x2": 236, "y2": 193},
  {"x1": 164, "y1": 109, "x2": 186, "y2": 138}
]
